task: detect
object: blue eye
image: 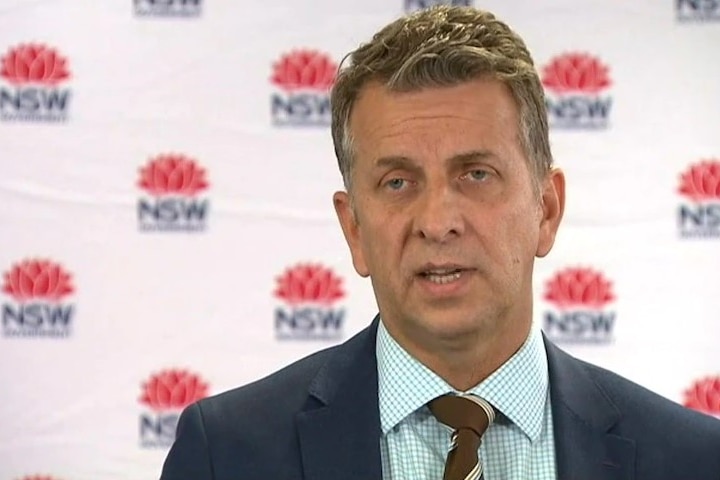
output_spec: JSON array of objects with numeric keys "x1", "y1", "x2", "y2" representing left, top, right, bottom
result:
[
  {"x1": 386, "y1": 178, "x2": 406, "y2": 190},
  {"x1": 469, "y1": 170, "x2": 488, "y2": 181}
]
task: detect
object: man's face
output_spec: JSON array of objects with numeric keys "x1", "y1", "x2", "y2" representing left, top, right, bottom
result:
[{"x1": 334, "y1": 78, "x2": 564, "y2": 353}]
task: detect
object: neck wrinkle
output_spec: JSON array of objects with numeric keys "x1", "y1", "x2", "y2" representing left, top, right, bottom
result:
[{"x1": 387, "y1": 320, "x2": 531, "y2": 392}]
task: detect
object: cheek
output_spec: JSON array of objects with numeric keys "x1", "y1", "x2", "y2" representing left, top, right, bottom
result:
[
  {"x1": 359, "y1": 218, "x2": 406, "y2": 278},
  {"x1": 482, "y1": 212, "x2": 536, "y2": 292},
  {"x1": 510, "y1": 216, "x2": 541, "y2": 269},
  {"x1": 492, "y1": 207, "x2": 539, "y2": 260},
  {"x1": 358, "y1": 220, "x2": 389, "y2": 262}
]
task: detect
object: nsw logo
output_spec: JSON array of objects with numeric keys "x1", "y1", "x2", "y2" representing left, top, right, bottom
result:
[
  {"x1": 137, "y1": 153, "x2": 210, "y2": 232},
  {"x1": 270, "y1": 50, "x2": 336, "y2": 126},
  {"x1": 274, "y1": 264, "x2": 346, "y2": 340},
  {"x1": 134, "y1": 0, "x2": 202, "y2": 17},
  {"x1": 677, "y1": 159, "x2": 720, "y2": 238},
  {"x1": 683, "y1": 375, "x2": 720, "y2": 418},
  {"x1": 2, "y1": 259, "x2": 75, "y2": 338},
  {"x1": 676, "y1": 0, "x2": 720, "y2": 21},
  {"x1": 542, "y1": 267, "x2": 616, "y2": 344},
  {"x1": 542, "y1": 53, "x2": 612, "y2": 129},
  {"x1": 139, "y1": 369, "x2": 209, "y2": 448},
  {"x1": 0, "y1": 43, "x2": 72, "y2": 122},
  {"x1": 404, "y1": 0, "x2": 472, "y2": 12}
]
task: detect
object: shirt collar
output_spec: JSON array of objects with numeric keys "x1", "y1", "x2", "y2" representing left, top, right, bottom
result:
[{"x1": 376, "y1": 319, "x2": 549, "y2": 442}]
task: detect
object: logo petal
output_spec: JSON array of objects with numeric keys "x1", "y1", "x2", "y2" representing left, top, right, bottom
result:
[
  {"x1": 542, "y1": 53, "x2": 611, "y2": 94},
  {"x1": 544, "y1": 267, "x2": 615, "y2": 309},
  {"x1": 678, "y1": 160, "x2": 720, "y2": 201},
  {"x1": 138, "y1": 154, "x2": 208, "y2": 196},
  {"x1": 274, "y1": 263, "x2": 344, "y2": 305},
  {"x1": 271, "y1": 50, "x2": 337, "y2": 92}
]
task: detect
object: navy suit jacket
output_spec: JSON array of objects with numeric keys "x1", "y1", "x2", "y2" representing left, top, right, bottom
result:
[{"x1": 160, "y1": 318, "x2": 720, "y2": 479}]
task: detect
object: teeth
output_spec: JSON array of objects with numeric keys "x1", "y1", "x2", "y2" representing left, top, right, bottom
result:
[
  {"x1": 427, "y1": 268, "x2": 455, "y2": 274},
  {"x1": 425, "y1": 272, "x2": 462, "y2": 284},
  {"x1": 425, "y1": 268, "x2": 460, "y2": 275}
]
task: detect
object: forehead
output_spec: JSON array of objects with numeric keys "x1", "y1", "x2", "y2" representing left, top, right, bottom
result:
[{"x1": 348, "y1": 78, "x2": 522, "y2": 164}]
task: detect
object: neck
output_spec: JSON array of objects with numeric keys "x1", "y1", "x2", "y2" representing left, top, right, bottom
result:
[{"x1": 384, "y1": 319, "x2": 531, "y2": 392}]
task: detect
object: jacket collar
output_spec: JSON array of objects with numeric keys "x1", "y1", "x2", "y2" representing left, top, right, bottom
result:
[
  {"x1": 294, "y1": 319, "x2": 637, "y2": 480},
  {"x1": 295, "y1": 317, "x2": 383, "y2": 480},
  {"x1": 545, "y1": 336, "x2": 636, "y2": 480}
]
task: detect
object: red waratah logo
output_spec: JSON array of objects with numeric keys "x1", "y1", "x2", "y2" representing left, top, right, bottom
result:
[
  {"x1": 683, "y1": 376, "x2": 720, "y2": 415},
  {"x1": 271, "y1": 50, "x2": 337, "y2": 92},
  {"x1": 274, "y1": 264, "x2": 345, "y2": 306},
  {"x1": 544, "y1": 267, "x2": 615, "y2": 309},
  {"x1": 2, "y1": 259, "x2": 74, "y2": 302},
  {"x1": 542, "y1": 53, "x2": 611, "y2": 94},
  {"x1": 140, "y1": 369, "x2": 209, "y2": 411},
  {"x1": 138, "y1": 154, "x2": 209, "y2": 196},
  {"x1": 0, "y1": 44, "x2": 70, "y2": 86},
  {"x1": 678, "y1": 160, "x2": 720, "y2": 202}
]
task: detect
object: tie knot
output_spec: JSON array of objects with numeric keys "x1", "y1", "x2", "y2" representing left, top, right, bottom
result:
[{"x1": 428, "y1": 394, "x2": 495, "y2": 438}]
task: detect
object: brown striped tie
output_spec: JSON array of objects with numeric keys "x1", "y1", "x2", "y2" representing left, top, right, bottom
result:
[{"x1": 429, "y1": 394, "x2": 495, "y2": 480}]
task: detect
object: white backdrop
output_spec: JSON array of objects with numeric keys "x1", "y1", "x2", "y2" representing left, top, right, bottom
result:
[{"x1": 1, "y1": 1, "x2": 719, "y2": 479}]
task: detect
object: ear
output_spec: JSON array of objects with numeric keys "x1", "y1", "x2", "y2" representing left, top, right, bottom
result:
[
  {"x1": 536, "y1": 167, "x2": 565, "y2": 258},
  {"x1": 333, "y1": 191, "x2": 370, "y2": 277}
]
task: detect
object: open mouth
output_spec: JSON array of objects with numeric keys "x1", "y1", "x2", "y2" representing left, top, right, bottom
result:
[{"x1": 420, "y1": 268, "x2": 464, "y2": 284}]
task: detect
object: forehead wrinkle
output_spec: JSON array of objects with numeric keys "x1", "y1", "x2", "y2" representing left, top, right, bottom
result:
[
  {"x1": 365, "y1": 117, "x2": 477, "y2": 163},
  {"x1": 378, "y1": 113, "x2": 477, "y2": 137}
]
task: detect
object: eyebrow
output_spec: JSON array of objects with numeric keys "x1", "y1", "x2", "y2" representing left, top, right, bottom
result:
[{"x1": 373, "y1": 150, "x2": 496, "y2": 170}]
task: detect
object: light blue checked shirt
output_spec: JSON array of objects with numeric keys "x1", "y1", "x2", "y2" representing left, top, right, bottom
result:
[{"x1": 377, "y1": 320, "x2": 557, "y2": 480}]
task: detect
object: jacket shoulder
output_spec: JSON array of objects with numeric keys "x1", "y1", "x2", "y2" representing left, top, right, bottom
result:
[
  {"x1": 548, "y1": 339, "x2": 720, "y2": 477},
  {"x1": 198, "y1": 344, "x2": 339, "y2": 426},
  {"x1": 574, "y1": 355, "x2": 720, "y2": 470}
]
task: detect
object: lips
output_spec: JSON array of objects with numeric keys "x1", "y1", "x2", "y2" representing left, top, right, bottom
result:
[
  {"x1": 416, "y1": 264, "x2": 471, "y2": 284},
  {"x1": 417, "y1": 263, "x2": 467, "y2": 275}
]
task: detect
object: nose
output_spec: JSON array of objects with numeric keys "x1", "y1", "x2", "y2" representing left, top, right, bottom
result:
[{"x1": 413, "y1": 183, "x2": 464, "y2": 243}]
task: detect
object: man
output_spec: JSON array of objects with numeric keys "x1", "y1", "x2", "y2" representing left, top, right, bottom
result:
[{"x1": 160, "y1": 6, "x2": 720, "y2": 480}]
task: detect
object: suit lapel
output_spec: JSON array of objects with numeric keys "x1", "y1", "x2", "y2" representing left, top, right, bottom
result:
[
  {"x1": 295, "y1": 318, "x2": 382, "y2": 480},
  {"x1": 295, "y1": 324, "x2": 638, "y2": 480},
  {"x1": 545, "y1": 337, "x2": 636, "y2": 480}
]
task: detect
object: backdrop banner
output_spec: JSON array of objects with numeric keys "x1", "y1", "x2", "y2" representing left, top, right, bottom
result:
[{"x1": 1, "y1": 1, "x2": 719, "y2": 479}]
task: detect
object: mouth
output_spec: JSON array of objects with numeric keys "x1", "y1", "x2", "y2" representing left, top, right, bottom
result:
[{"x1": 417, "y1": 264, "x2": 470, "y2": 285}]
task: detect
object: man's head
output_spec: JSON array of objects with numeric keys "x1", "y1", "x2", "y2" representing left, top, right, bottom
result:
[
  {"x1": 330, "y1": 6, "x2": 564, "y2": 373},
  {"x1": 331, "y1": 6, "x2": 552, "y2": 194}
]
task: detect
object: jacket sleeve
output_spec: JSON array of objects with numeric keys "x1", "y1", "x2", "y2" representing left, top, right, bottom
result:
[{"x1": 159, "y1": 403, "x2": 214, "y2": 480}]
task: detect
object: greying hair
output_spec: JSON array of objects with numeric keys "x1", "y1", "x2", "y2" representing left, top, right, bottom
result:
[{"x1": 330, "y1": 6, "x2": 552, "y2": 192}]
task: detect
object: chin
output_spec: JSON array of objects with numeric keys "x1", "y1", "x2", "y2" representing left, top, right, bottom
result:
[{"x1": 418, "y1": 312, "x2": 492, "y2": 342}]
